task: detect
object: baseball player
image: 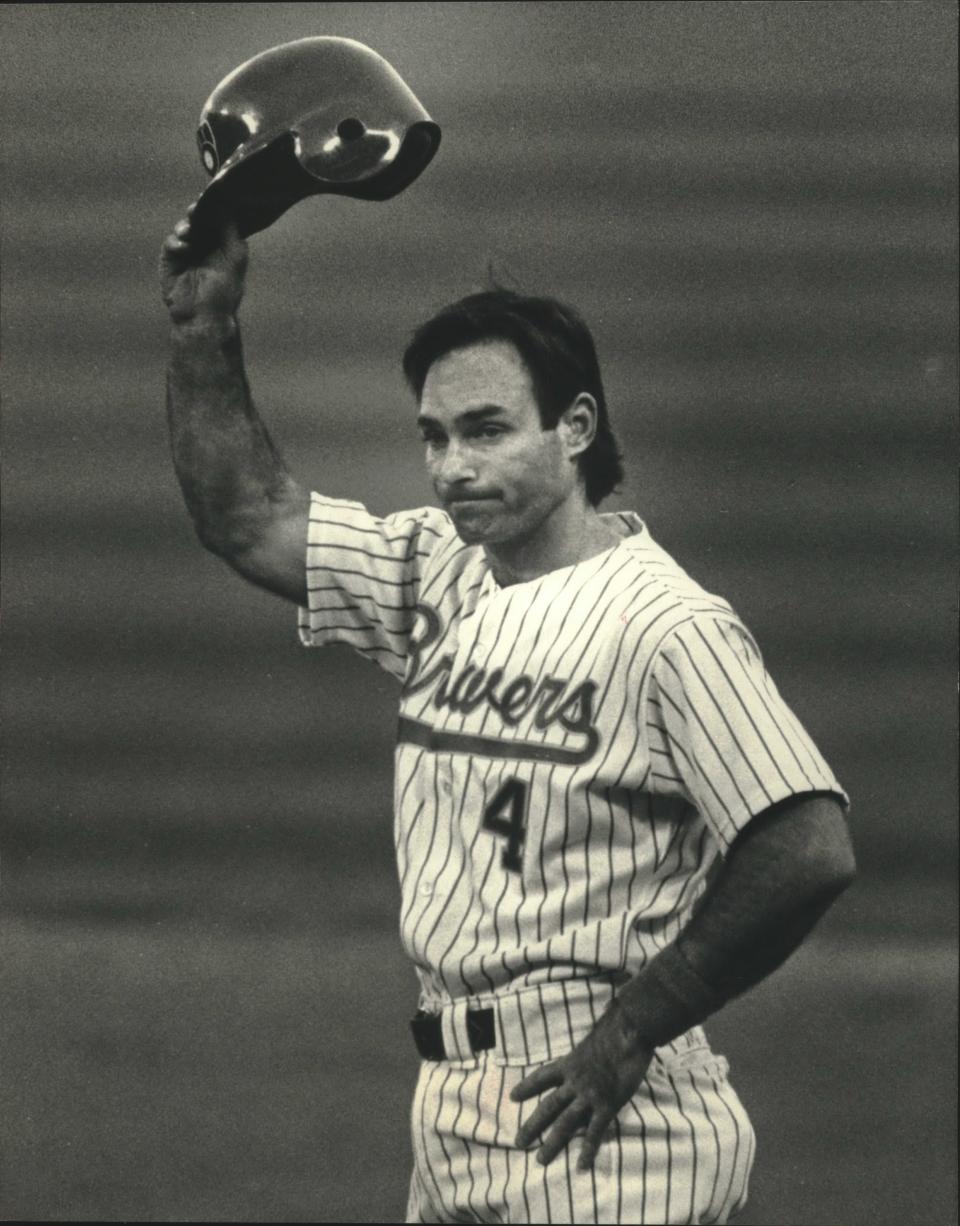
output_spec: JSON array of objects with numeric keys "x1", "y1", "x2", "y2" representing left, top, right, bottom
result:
[{"x1": 159, "y1": 214, "x2": 855, "y2": 1223}]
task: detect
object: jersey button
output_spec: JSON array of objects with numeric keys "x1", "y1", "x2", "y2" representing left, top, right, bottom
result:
[{"x1": 419, "y1": 880, "x2": 434, "y2": 897}]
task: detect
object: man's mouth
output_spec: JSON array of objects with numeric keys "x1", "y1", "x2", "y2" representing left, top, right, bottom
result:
[{"x1": 445, "y1": 494, "x2": 500, "y2": 508}]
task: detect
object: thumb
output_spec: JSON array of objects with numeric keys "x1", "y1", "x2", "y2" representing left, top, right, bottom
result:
[
  {"x1": 220, "y1": 216, "x2": 249, "y2": 269},
  {"x1": 221, "y1": 215, "x2": 244, "y2": 251}
]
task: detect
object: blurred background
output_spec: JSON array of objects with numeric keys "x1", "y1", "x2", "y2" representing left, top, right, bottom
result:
[{"x1": 2, "y1": 2, "x2": 956, "y2": 1222}]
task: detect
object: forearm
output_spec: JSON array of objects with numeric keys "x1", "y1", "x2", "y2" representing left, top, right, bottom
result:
[
  {"x1": 614, "y1": 794, "x2": 856, "y2": 1046},
  {"x1": 166, "y1": 315, "x2": 299, "y2": 558}
]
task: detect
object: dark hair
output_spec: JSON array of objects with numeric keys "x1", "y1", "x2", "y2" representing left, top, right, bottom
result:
[{"x1": 402, "y1": 288, "x2": 624, "y2": 505}]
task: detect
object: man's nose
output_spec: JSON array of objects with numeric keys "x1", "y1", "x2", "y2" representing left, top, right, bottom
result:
[{"x1": 436, "y1": 439, "x2": 477, "y2": 485}]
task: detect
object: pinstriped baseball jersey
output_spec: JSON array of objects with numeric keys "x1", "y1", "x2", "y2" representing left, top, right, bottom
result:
[{"x1": 297, "y1": 492, "x2": 847, "y2": 1015}]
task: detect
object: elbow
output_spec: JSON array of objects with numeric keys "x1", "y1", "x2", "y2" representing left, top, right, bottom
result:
[
  {"x1": 192, "y1": 514, "x2": 236, "y2": 561},
  {"x1": 190, "y1": 505, "x2": 261, "y2": 564},
  {"x1": 808, "y1": 825, "x2": 857, "y2": 907}
]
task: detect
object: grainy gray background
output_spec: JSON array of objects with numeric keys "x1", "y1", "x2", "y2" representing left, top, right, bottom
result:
[{"x1": 2, "y1": 3, "x2": 957, "y2": 1222}]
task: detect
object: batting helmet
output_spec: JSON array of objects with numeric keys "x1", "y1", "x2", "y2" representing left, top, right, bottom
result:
[{"x1": 191, "y1": 36, "x2": 440, "y2": 238}]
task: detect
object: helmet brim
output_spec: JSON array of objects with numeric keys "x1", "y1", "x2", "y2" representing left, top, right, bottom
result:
[{"x1": 191, "y1": 121, "x2": 440, "y2": 240}]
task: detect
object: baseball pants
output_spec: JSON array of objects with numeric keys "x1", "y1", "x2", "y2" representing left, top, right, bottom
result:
[{"x1": 406, "y1": 981, "x2": 754, "y2": 1225}]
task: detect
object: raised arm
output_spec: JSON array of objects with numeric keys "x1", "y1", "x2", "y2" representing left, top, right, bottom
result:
[{"x1": 159, "y1": 211, "x2": 309, "y2": 604}]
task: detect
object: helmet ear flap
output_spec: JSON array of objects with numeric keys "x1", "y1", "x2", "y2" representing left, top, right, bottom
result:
[
  {"x1": 197, "y1": 112, "x2": 253, "y2": 174},
  {"x1": 293, "y1": 106, "x2": 397, "y2": 184}
]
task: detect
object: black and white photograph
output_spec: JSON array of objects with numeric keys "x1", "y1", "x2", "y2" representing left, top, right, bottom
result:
[{"x1": 2, "y1": 3, "x2": 957, "y2": 1222}]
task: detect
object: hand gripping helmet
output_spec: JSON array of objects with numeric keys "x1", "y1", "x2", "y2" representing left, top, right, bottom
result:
[{"x1": 191, "y1": 36, "x2": 440, "y2": 238}]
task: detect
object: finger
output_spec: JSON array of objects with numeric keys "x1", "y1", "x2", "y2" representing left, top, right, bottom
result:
[
  {"x1": 537, "y1": 1100, "x2": 591, "y2": 1167},
  {"x1": 174, "y1": 218, "x2": 192, "y2": 239},
  {"x1": 162, "y1": 230, "x2": 190, "y2": 252},
  {"x1": 515, "y1": 1087, "x2": 573, "y2": 1149},
  {"x1": 161, "y1": 234, "x2": 192, "y2": 260},
  {"x1": 576, "y1": 1107, "x2": 613, "y2": 1172},
  {"x1": 511, "y1": 1062, "x2": 565, "y2": 1103},
  {"x1": 221, "y1": 216, "x2": 248, "y2": 261}
]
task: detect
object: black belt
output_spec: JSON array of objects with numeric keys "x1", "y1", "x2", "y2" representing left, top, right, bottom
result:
[{"x1": 410, "y1": 1007, "x2": 496, "y2": 1061}]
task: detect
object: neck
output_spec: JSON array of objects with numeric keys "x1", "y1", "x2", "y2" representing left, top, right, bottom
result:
[{"x1": 484, "y1": 497, "x2": 623, "y2": 587}]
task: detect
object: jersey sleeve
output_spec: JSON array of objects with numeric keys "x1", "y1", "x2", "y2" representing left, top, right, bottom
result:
[
  {"x1": 297, "y1": 493, "x2": 450, "y2": 681},
  {"x1": 646, "y1": 616, "x2": 849, "y2": 850}
]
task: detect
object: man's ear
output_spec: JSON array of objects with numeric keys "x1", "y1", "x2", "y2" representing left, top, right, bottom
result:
[{"x1": 558, "y1": 394, "x2": 598, "y2": 459}]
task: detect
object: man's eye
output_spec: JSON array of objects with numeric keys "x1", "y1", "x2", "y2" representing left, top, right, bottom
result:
[{"x1": 475, "y1": 425, "x2": 504, "y2": 439}]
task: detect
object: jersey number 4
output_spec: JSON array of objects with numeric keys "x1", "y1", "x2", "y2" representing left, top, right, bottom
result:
[{"x1": 482, "y1": 778, "x2": 528, "y2": 872}]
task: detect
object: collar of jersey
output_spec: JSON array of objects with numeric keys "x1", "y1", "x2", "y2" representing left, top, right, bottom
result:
[{"x1": 477, "y1": 511, "x2": 647, "y2": 595}]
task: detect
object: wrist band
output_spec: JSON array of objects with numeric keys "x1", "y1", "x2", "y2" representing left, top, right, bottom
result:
[{"x1": 614, "y1": 943, "x2": 727, "y2": 1048}]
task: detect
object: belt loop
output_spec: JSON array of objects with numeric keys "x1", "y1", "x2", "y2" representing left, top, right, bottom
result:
[{"x1": 442, "y1": 999, "x2": 471, "y2": 1062}]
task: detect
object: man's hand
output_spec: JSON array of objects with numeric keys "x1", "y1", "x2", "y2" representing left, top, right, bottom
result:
[
  {"x1": 511, "y1": 1001, "x2": 655, "y2": 1171},
  {"x1": 159, "y1": 206, "x2": 248, "y2": 324}
]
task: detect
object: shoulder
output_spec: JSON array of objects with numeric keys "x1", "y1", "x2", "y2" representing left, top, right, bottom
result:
[
  {"x1": 307, "y1": 495, "x2": 455, "y2": 550},
  {"x1": 613, "y1": 521, "x2": 745, "y2": 640},
  {"x1": 593, "y1": 519, "x2": 766, "y2": 700}
]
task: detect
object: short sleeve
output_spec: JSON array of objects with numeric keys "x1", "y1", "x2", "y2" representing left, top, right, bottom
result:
[
  {"x1": 297, "y1": 493, "x2": 451, "y2": 681},
  {"x1": 646, "y1": 616, "x2": 849, "y2": 850}
]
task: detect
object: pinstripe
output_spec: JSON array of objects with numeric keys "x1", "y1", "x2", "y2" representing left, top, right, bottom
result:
[
  {"x1": 613, "y1": 1115, "x2": 624, "y2": 1225},
  {"x1": 527, "y1": 764, "x2": 556, "y2": 973},
  {"x1": 400, "y1": 765, "x2": 443, "y2": 948},
  {"x1": 432, "y1": 1067, "x2": 463, "y2": 1224},
  {"x1": 308, "y1": 540, "x2": 435, "y2": 566},
  {"x1": 647, "y1": 1074, "x2": 674, "y2": 1222},
  {"x1": 468, "y1": 561, "x2": 613, "y2": 990},
  {"x1": 319, "y1": 516, "x2": 445, "y2": 545},
  {"x1": 305, "y1": 560, "x2": 417, "y2": 587},
  {"x1": 549, "y1": 563, "x2": 635, "y2": 945},
  {"x1": 667, "y1": 1071, "x2": 699, "y2": 1225},
  {"x1": 300, "y1": 499, "x2": 832, "y2": 1222},
  {"x1": 709, "y1": 1074, "x2": 743, "y2": 1222},
  {"x1": 474, "y1": 1070, "x2": 505, "y2": 1226},
  {"x1": 414, "y1": 552, "x2": 477, "y2": 619},
  {"x1": 686, "y1": 1070, "x2": 723, "y2": 1222},
  {"x1": 397, "y1": 796, "x2": 427, "y2": 893},
  {"x1": 656, "y1": 657, "x2": 756, "y2": 815},
  {"x1": 535, "y1": 984, "x2": 554, "y2": 1062},
  {"x1": 737, "y1": 1115, "x2": 756, "y2": 1216},
  {"x1": 476, "y1": 830, "x2": 515, "y2": 994},
  {"x1": 668, "y1": 635, "x2": 778, "y2": 805},
  {"x1": 559, "y1": 989, "x2": 597, "y2": 1226},
  {"x1": 405, "y1": 575, "x2": 497, "y2": 727},
  {"x1": 451, "y1": 1072, "x2": 478, "y2": 1220},
  {"x1": 305, "y1": 582, "x2": 416, "y2": 613},
  {"x1": 715, "y1": 622, "x2": 825, "y2": 787},
  {"x1": 453, "y1": 762, "x2": 504, "y2": 995},
  {"x1": 540, "y1": 1134, "x2": 555, "y2": 1226},
  {"x1": 626, "y1": 1099, "x2": 649, "y2": 1224},
  {"x1": 493, "y1": 1063, "x2": 511, "y2": 1223},
  {"x1": 437, "y1": 759, "x2": 497, "y2": 994},
  {"x1": 473, "y1": 563, "x2": 586, "y2": 985},
  {"x1": 655, "y1": 683, "x2": 739, "y2": 823},
  {"x1": 690, "y1": 622, "x2": 794, "y2": 792},
  {"x1": 419, "y1": 1063, "x2": 452, "y2": 1221},
  {"x1": 515, "y1": 558, "x2": 631, "y2": 977},
  {"x1": 593, "y1": 598, "x2": 689, "y2": 788},
  {"x1": 306, "y1": 599, "x2": 414, "y2": 627},
  {"x1": 562, "y1": 1145, "x2": 576, "y2": 1223},
  {"x1": 310, "y1": 510, "x2": 445, "y2": 544},
  {"x1": 419, "y1": 758, "x2": 477, "y2": 996}
]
